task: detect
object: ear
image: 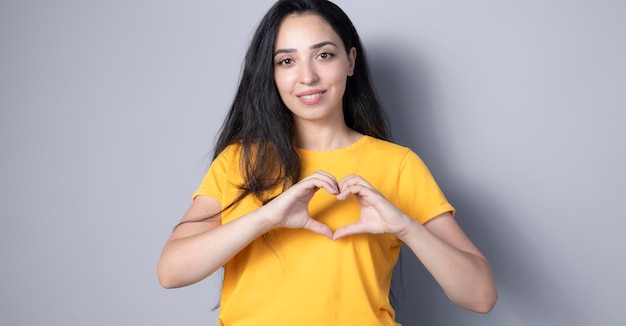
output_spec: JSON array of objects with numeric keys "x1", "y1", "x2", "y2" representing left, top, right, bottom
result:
[{"x1": 347, "y1": 47, "x2": 357, "y2": 76}]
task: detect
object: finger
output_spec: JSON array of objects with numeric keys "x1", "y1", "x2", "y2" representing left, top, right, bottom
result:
[
  {"x1": 300, "y1": 172, "x2": 339, "y2": 194},
  {"x1": 337, "y1": 173, "x2": 358, "y2": 189},
  {"x1": 332, "y1": 222, "x2": 367, "y2": 240},
  {"x1": 305, "y1": 177, "x2": 339, "y2": 195},
  {"x1": 336, "y1": 182, "x2": 377, "y2": 201},
  {"x1": 336, "y1": 174, "x2": 359, "y2": 199},
  {"x1": 338, "y1": 174, "x2": 373, "y2": 192},
  {"x1": 302, "y1": 218, "x2": 334, "y2": 239}
]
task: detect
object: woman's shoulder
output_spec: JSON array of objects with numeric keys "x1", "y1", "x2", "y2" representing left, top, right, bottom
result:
[
  {"x1": 360, "y1": 136, "x2": 413, "y2": 156},
  {"x1": 358, "y1": 136, "x2": 428, "y2": 169},
  {"x1": 212, "y1": 142, "x2": 243, "y2": 164}
]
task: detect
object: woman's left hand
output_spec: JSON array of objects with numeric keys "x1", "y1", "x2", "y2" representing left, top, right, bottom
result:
[{"x1": 332, "y1": 174, "x2": 413, "y2": 240}]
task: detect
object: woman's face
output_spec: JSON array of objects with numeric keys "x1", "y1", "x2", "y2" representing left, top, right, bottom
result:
[{"x1": 273, "y1": 14, "x2": 356, "y2": 127}]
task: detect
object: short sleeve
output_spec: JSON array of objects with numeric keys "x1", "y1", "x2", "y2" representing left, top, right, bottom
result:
[
  {"x1": 192, "y1": 145, "x2": 239, "y2": 202},
  {"x1": 395, "y1": 150, "x2": 455, "y2": 224}
]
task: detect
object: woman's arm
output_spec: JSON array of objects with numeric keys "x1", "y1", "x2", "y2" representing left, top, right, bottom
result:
[
  {"x1": 157, "y1": 171, "x2": 338, "y2": 289},
  {"x1": 333, "y1": 175, "x2": 497, "y2": 313},
  {"x1": 157, "y1": 195, "x2": 273, "y2": 289},
  {"x1": 398, "y1": 212, "x2": 497, "y2": 313}
]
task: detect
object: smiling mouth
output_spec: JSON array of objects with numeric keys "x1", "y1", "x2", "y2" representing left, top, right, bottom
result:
[{"x1": 299, "y1": 92, "x2": 324, "y2": 101}]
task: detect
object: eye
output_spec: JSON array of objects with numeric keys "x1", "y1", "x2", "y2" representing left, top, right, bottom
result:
[
  {"x1": 277, "y1": 57, "x2": 294, "y2": 66},
  {"x1": 318, "y1": 51, "x2": 335, "y2": 60}
]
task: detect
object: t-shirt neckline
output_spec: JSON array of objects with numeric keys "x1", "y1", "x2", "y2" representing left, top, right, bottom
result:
[{"x1": 295, "y1": 135, "x2": 370, "y2": 155}]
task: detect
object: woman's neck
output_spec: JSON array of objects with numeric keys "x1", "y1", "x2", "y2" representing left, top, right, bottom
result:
[{"x1": 294, "y1": 123, "x2": 362, "y2": 151}]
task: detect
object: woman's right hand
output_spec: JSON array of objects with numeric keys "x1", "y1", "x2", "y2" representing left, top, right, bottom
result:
[{"x1": 259, "y1": 170, "x2": 337, "y2": 238}]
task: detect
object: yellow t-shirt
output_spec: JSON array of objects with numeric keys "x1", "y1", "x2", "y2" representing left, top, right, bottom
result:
[{"x1": 193, "y1": 136, "x2": 454, "y2": 326}]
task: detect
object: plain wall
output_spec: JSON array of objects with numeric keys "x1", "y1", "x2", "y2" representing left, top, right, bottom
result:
[{"x1": 1, "y1": 0, "x2": 624, "y2": 325}]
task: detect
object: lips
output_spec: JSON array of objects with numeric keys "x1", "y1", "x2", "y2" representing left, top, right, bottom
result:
[
  {"x1": 300, "y1": 92, "x2": 323, "y2": 100},
  {"x1": 296, "y1": 90, "x2": 326, "y2": 105}
]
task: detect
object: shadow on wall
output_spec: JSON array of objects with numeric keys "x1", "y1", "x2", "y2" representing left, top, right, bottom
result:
[{"x1": 367, "y1": 40, "x2": 582, "y2": 326}]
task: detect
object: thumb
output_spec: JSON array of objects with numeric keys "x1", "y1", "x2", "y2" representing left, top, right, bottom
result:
[
  {"x1": 302, "y1": 219, "x2": 334, "y2": 239},
  {"x1": 332, "y1": 222, "x2": 367, "y2": 241}
]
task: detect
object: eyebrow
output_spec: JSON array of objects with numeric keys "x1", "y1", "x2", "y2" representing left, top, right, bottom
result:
[{"x1": 273, "y1": 41, "x2": 338, "y2": 57}]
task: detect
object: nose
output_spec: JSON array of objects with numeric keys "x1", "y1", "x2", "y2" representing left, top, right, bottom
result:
[{"x1": 299, "y1": 60, "x2": 319, "y2": 85}]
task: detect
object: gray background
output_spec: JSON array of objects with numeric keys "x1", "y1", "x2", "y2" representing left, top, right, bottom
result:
[{"x1": 1, "y1": 0, "x2": 624, "y2": 325}]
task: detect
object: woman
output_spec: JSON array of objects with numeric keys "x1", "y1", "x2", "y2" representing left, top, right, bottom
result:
[{"x1": 157, "y1": 0, "x2": 497, "y2": 324}]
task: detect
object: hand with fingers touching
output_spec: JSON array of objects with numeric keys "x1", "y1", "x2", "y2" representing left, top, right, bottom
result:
[
  {"x1": 260, "y1": 170, "x2": 338, "y2": 239},
  {"x1": 333, "y1": 174, "x2": 413, "y2": 240}
]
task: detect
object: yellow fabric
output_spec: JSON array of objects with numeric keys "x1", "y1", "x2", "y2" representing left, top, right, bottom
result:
[{"x1": 193, "y1": 136, "x2": 454, "y2": 326}]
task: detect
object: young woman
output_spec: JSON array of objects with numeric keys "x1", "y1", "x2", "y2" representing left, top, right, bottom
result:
[{"x1": 157, "y1": 0, "x2": 497, "y2": 324}]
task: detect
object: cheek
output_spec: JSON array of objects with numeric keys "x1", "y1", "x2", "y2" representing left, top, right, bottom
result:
[
  {"x1": 274, "y1": 70, "x2": 294, "y2": 95},
  {"x1": 323, "y1": 68, "x2": 349, "y2": 89},
  {"x1": 324, "y1": 60, "x2": 351, "y2": 83}
]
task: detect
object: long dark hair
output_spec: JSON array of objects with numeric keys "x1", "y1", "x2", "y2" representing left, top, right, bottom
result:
[{"x1": 215, "y1": 0, "x2": 389, "y2": 204}]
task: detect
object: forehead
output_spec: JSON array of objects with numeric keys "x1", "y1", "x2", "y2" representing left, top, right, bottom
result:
[{"x1": 274, "y1": 13, "x2": 344, "y2": 49}]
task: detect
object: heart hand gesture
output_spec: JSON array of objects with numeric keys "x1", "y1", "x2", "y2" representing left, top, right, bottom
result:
[
  {"x1": 259, "y1": 170, "x2": 338, "y2": 238},
  {"x1": 260, "y1": 171, "x2": 411, "y2": 240}
]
